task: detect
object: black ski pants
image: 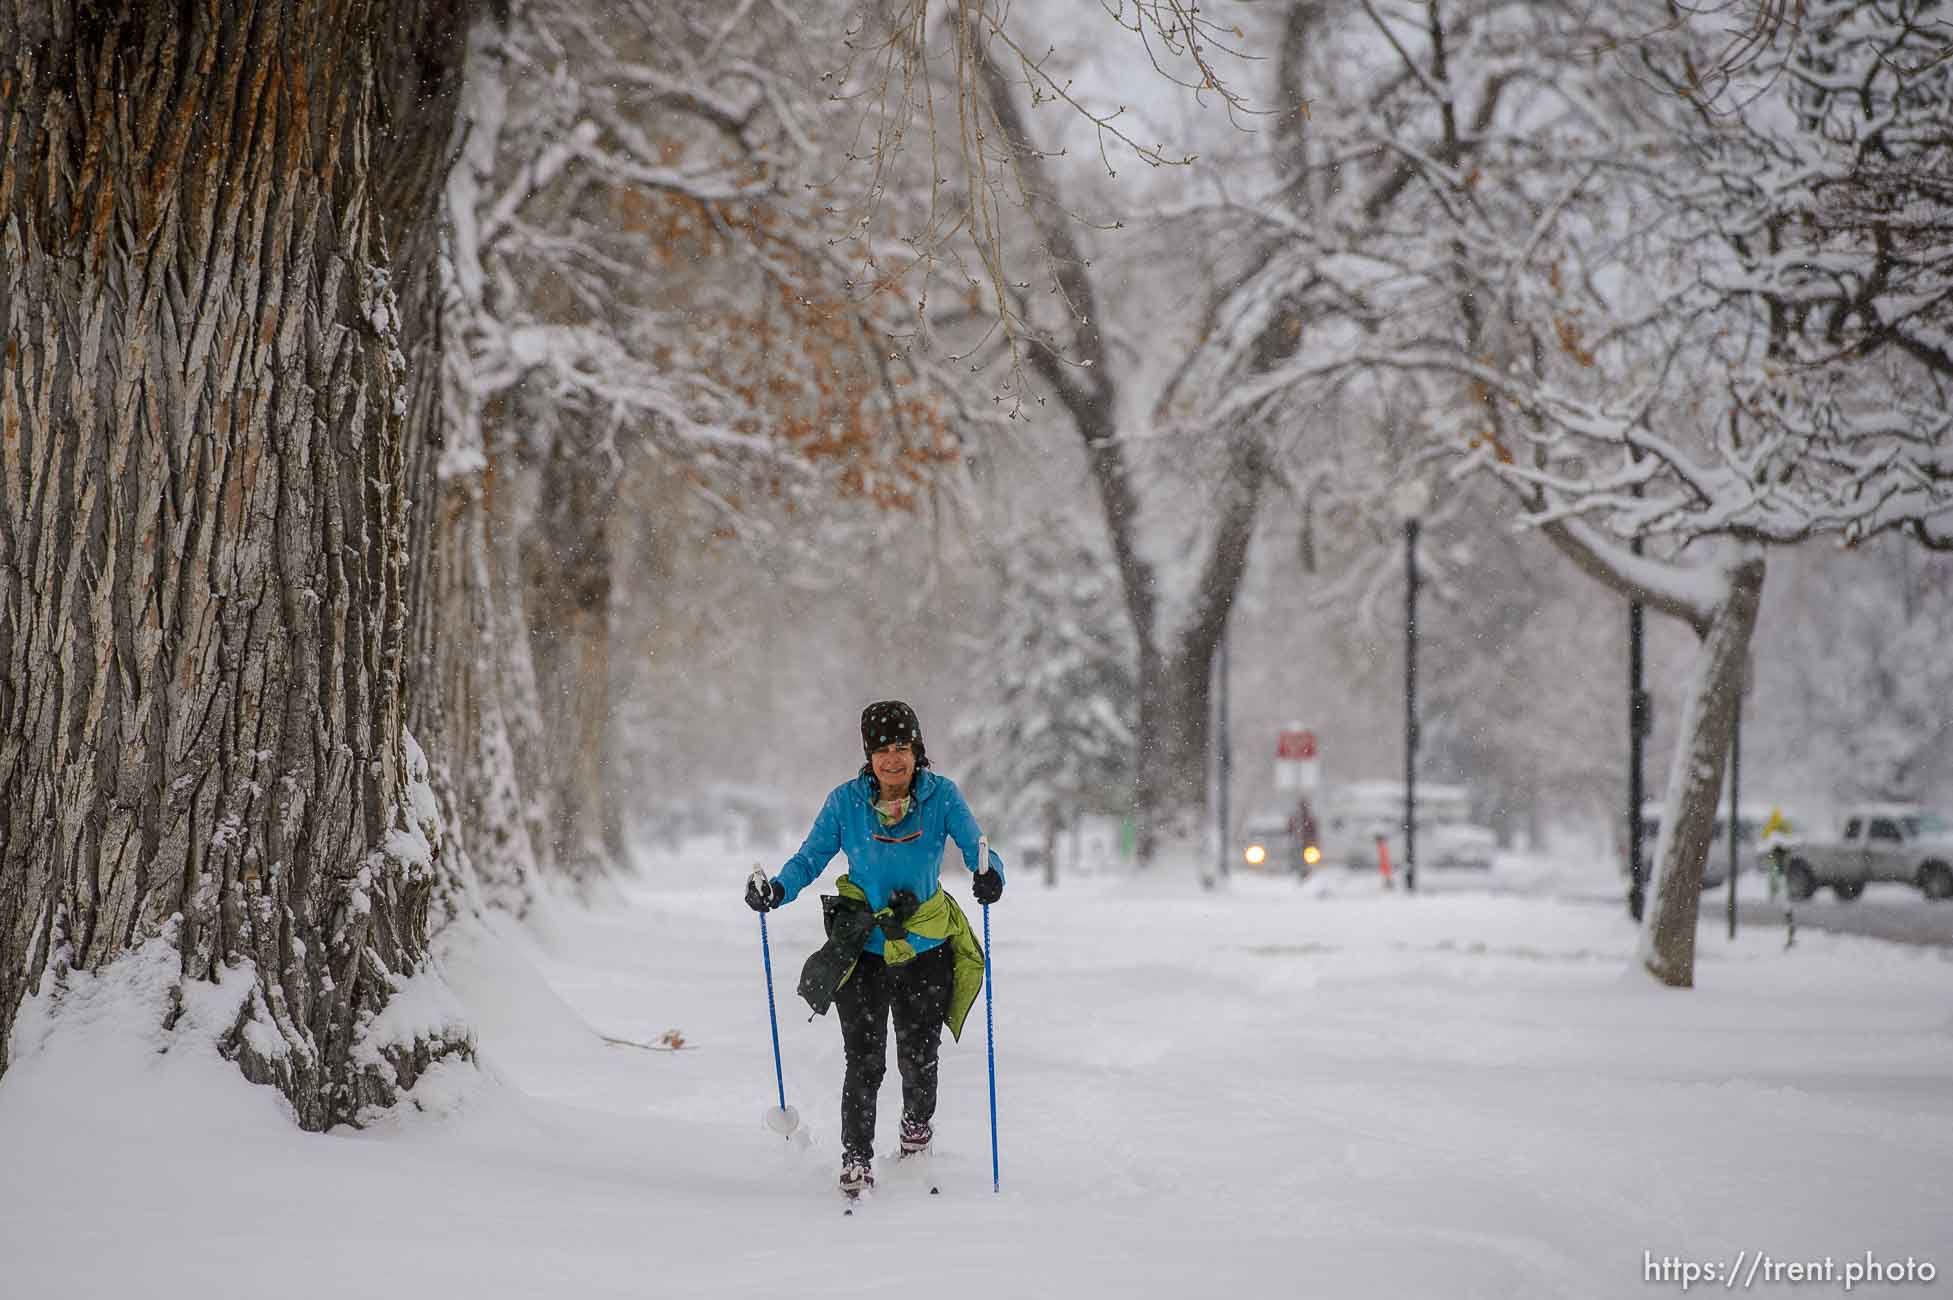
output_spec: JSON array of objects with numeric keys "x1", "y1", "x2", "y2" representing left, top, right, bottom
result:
[{"x1": 834, "y1": 942, "x2": 952, "y2": 1165}]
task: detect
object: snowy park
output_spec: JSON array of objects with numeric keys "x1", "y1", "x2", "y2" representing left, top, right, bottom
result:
[
  {"x1": 6, "y1": 850, "x2": 1951, "y2": 1299},
  {"x1": 5, "y1": 2, "x2": 1953, "y2": 1298}
]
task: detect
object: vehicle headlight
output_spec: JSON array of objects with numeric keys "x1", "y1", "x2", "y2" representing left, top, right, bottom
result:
[
  {"x1": 1302, "y1": 845, "x2": 1321, "y2": 866},
  {"x1": 1244, "y1": 844, "x2": 1267, "y2": 866}
]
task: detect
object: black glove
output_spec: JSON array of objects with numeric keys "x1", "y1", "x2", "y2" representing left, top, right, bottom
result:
[
  {"x1": 972, "y1": 869, "x2": 1003, "y2": 905},
  {"x1": 745, "y1": 874, "x2": 785, "y2": 913}
]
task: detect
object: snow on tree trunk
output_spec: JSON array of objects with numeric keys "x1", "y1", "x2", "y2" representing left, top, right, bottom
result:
[
  {"x1": 490, "y1": 448, "x2": 556, "y2": 879},
  {"x1": 410, "y1": 10, "x2": 541, "y2": 928},
  {"x1": 461, "y1": 455, "x2": 551, "y2": 917},
  {"x1": 1639, "y1": 555, "x2": 1766, "y2": 988},
  {"x1": 0, "y1": 0, "x2": 476, "y2": 1126}
]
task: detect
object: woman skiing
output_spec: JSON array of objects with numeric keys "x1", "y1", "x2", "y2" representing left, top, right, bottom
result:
[{"x1": 745, "y1": 700, "x2": 1002, "y2": 1198}]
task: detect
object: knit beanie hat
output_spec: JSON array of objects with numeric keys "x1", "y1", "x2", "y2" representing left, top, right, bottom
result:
[{"x1": 861, "y1": 700, "x2": 929, "y2": 767}]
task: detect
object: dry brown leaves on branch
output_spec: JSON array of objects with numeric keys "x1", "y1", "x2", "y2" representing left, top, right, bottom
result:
[{"x1": 612, "y1": 176, "x2": 957, "y2": 515}]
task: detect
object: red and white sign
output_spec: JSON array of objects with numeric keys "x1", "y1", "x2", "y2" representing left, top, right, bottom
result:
[
  {"x1": 1277, "y1": 729, "x2": 1318, "y2": 761},
  {"x1": 1275, "y1": 725, "x2": 1322, "y2": 792}
]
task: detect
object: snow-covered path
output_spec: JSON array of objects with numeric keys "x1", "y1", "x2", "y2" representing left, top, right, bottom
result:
[{"x1": 5, "y1": 858, "x2": 1952, "y2": 1298}]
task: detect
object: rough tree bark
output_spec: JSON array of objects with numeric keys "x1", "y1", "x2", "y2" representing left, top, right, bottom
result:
[
  {"x1": 0, "y1": 0, "x2": 477, "y2": 1126},
  {"x1": 408, "y1": 8, "x2": 543, "y2": 928}
]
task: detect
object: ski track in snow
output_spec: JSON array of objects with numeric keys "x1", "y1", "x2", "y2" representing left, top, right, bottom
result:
[{"x1": 3, "y1": 849, "x2": 1952, "y2": 1299}]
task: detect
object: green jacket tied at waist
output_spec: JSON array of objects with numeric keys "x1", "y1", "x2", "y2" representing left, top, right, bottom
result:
[{"x1": 797, "y1": 875, "x2": 986, "y2": 1040}]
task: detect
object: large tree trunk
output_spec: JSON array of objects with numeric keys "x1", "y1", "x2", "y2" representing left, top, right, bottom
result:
[
  {"x1": 1537, "y1": 523, "x2": 1769, "y2": 989},
  {"x1": 489, "y1": 443, "x2": 556, "y2": 878},
  {"x1": 1640, "y1": 556, "x2": 1767, "y2": 987},
  {"x1": 1131, "y1": 650, "x2": 1214, "y2": 861},
  {"x1": 411, "y1": 10, "x2": 541, "y2": 929},
  {"x1": 411, "y1": 441, "x2": 543, "y2": 928},
  {"x1": 0, "y1": 0, "x2": 475, "y2": 1127},
  {"x1": 971, "y1": 32, "x2": 1271, "y2": 865},
  {"x1": 1127, "y1": 437, "x2": 1269, "y2": 864}
]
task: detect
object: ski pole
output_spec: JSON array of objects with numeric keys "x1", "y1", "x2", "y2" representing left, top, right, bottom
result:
[
  {"x1": 752, "y1": 867, "x2": 797, "y2": 1137},
  {"x1": 978, "y1": 836, "x2": 1000, "y2": 1194},
  {"x1": 761, "y1": 910, "x2": 787, "y2": 1113}
]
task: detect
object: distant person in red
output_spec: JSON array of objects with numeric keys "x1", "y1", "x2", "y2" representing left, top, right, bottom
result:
[{"x1": 1288, "y1": 798, "x2": 1320, "y2": 874}]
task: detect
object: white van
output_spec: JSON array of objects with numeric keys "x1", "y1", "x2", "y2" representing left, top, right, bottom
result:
[{"x1": 1319, "y1": 782, "x2": 1495, "y2": 871}]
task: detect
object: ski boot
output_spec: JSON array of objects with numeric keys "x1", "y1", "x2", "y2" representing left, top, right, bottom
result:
[{"x1": 839, "y1": 1159, "x2": 875, "y2": 1207}]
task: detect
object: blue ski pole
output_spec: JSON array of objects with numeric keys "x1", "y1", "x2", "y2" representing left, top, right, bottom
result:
[
  {"x1": 752, "y1": 867, "x2": 799, "y2": 1138},
  {"x1": 978, "y1": 837, "x2": 1000, "y2": 1194}
]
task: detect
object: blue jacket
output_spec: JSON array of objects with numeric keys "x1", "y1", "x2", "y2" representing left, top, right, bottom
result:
[{"x1": 772, "y1": 769, "x2": 1004, "y2": 957}]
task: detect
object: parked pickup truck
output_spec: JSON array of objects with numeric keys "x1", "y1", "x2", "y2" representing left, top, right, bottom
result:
[{"x1": 1760, "y1": 806, "x2": 1953, "y2": 901}]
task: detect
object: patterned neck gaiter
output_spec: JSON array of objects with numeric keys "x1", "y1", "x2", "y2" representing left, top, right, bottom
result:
[{"x1": 874, "y1": 793, "x2": 912, "y2": 827}]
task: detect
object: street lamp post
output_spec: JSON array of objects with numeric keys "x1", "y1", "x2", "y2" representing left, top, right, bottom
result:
[
  {"x1": 1726, "y1": 650, "x2": 1752, "y2": 940},
  {"x1": 1727, "y1": 701, "x2": 1741, "y2": 939},
  {"x1": 1628, "y1": 588, "x2": 1647, "y2": 922},
  {"x1": 1626, "y1": 446, "x2": 1650, "y2": 920},
  {"x1": 1393, "y1": 479, "x2": 1432, "y2": 895},
  {"x1": 1216, "y1": 626, "x2": 1232, "y2": 884}
]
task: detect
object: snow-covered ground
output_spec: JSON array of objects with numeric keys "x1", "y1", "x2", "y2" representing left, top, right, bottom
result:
[{"x1": 5, "y1": 849, "x2": 1951, "y2": 1299}]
